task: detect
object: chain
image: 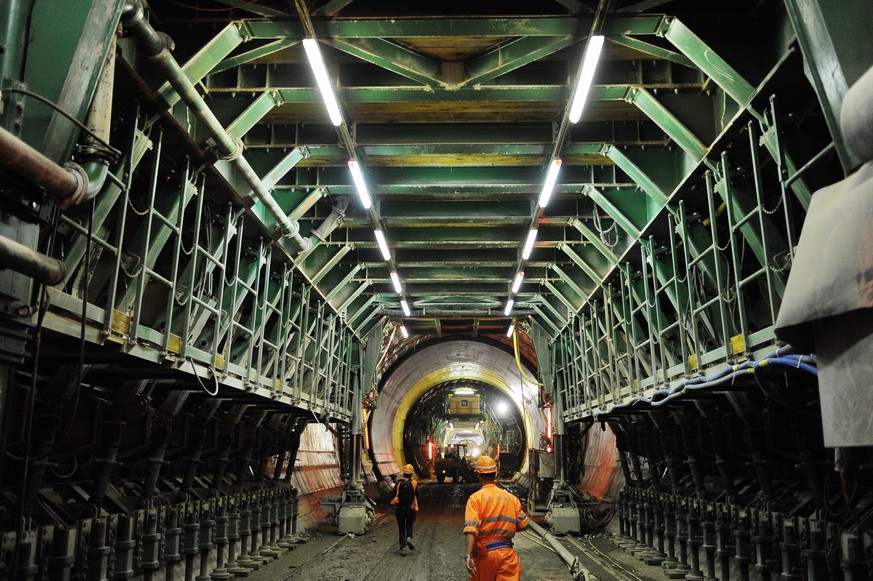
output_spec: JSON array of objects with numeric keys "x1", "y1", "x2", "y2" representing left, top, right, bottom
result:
[
  {"x1": 120, "y1": 257, "x2": 143, "y2": 279},
  {"x1": 762, "y1": 193, "x2": 784, "y2": 216},
  {"x1": 127, "y1": 197, "x2": 149, "y2": 216}
]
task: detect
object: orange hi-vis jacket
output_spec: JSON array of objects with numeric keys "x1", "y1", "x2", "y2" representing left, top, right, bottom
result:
[
  {"x1": 463, "y1": 483, "x2": 528, "y2": 546},
  {"x1": 390, "y1": 476, "x2": 419, "y2": 511}
]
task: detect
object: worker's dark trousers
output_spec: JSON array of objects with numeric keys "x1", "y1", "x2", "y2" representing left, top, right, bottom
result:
[{"x1": 396, "y1": 506, "x2": 415, "y2": 547}]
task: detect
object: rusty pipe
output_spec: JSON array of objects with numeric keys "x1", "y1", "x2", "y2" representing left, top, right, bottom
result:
[
  {"x1": 0, "y1": 126, "x2": 85, "y2": 201},
  {"x1": 0, "y1": 233, "x2": 66, "y2": 285}
]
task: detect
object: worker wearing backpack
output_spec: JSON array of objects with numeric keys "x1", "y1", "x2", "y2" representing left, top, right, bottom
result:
[{"x1": 391, "y1": 464, "x2": 419, "y2": 556}]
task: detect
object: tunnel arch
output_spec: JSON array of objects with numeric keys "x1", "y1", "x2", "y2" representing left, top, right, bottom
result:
[{"x1": 368, "y1": 338, "x2": 545, "y2": 480}]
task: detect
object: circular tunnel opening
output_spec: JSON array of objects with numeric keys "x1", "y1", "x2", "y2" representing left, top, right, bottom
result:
[{"x1": 402, "y1": 379, "x2": 527, "y2": 481}]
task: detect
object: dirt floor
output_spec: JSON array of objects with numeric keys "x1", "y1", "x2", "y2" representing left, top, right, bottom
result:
[{"x1": 247, "y1": 482, "x2": 674, "y2": 581}]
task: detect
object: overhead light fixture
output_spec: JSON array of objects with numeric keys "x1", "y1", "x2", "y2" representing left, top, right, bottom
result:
[
  {"x1": 373, "y1": 229, "x2": 391, "y2": 261},
  {"x1": 390, "y1": 271, "x2": 402, "y2": 293},
  {"x1": 512, "y1": 272, "x2": 525, "y2": 293},
  {"x1": 521, "y1": 229, "x2": 538, "y2": 260},
  {"x1": 302, "y1": 38, "x2": 343, "y2": 127},
  {"x1": 401, "y1": 299, "x2": 411, "y2": 316},
  {"x1": 454, "y1": 388, "x2": 476, "y2": 396},
  {"x1": 400, "y1": 324, "x2": 409, "y2": 338},
  {"x1": 538, "y1": 158, "x2": 563, "y2": 208},
  {"x1": 568, "y1": 35, "x2": 605, "y2": 124},
  {"x1": 506, "y1": 323, "x2": 515, "y2": 338},
  {"x1": 504, "y1": 299, "x2": 514, "y2": 316},
  {"x1": 348, "y1": 160, "x2": 372, "y2": 209}
]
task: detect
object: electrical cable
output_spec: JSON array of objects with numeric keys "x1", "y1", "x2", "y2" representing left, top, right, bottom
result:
[
  {"x1": 512, "y1": 327, "x2": 543, "y2": 387},
  {"x1": 188, "y1": 358, "x2": 219, "y2": 396},
  {"x1": 2, "y1": 88, "x2": 121, "y2": 158}
]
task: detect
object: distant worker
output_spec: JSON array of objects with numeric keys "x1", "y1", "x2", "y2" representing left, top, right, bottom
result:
[
  {"x1": 391, "y1": 463, "x2": 419, "y2": 556},
  {"x1": 463, "y1": 456, "x2": 528, "y2": 580}
]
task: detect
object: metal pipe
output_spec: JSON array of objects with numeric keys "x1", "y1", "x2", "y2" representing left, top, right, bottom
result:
[
  {"x1": 121, "y1": 0, "x2": 310, "y2": 252},
  {"x1": 526, "y1": 519, "x2": 591, "y2": 580},
  {"x1": 0, "y1": 233, "x2": 66, "y2": 285},
  {"x1": 0, "y1": 126, "x2": 85, "y2": 200},
  {"x1": 308, "y1": 197, "x2": 349, "y2": 248}
]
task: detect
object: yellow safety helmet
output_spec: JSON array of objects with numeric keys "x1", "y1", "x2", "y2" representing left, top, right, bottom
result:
[
  {"x1": 403, "y1": 464, "x2": 414, "y2": 475},
  {"x1": 474, "y1": 456, "x2": 498, "y2": 473}
]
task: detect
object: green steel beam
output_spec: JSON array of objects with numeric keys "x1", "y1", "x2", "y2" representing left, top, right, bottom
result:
[
  {"x1": 324, "y1": 265, "x2": 364, "y2": 302},
  {"x1": 531, "y1": 306, "x2": 562, "y2": 337},
  {"x1": 628, "y1": 87, "x2": 707, "y2": 160},
  {"x1": 602, "y1": 144, "x2": 668, "y2": 205},
  {"x1": 570, "y1": 219, "x2": 619, "y2": 263},
  {"x1": 213, "y1": 38, "x2": 299, "y2": 75},
  {"x1": 240, "y1": 16, "x2": 665, "y2": 40},
  {"x1": 559, "y1": 243, "x2": 602, "y2": 284},
  {"x1": 227, "y1": 91, "x2": 283, "y2": 140},
  {"x1": 586, "y1": 187, "x2": 641, "y2": 238},
  {"x1": 260, "y1": 147, "x2": 309, "y2": 192},
  {"x1": 553, "y1": 0, "x2": 594, "y2": 13},
  {"x1": 618, "y1": 0, "x2": 677, "y2": 13},
  {"x1": 335, "y1": 280, "x2": 372, "y2": 314},
  {"x1": 288, "y1": 188, "x2": 325, "y2": 221},
  {"x1": 607, "y1": 36, "x2": 695, "y2": 68},
  {"x1": 158, "y1": 23, "x2": 245, "y2": 107},
  {"x1": 462, "y1": 35, "x2": 577, "y2": 87},
  {"x1": 543, "y1": 280, "x2": 583, "y2": 312},
  {"x1": 327, "y1": 38, "x2": 443, "y2": 87},
  {"x1": 536, "y1": 295, "x2": 569, "y2": 326},
  {"x1": 348, "y1": 294, "x2": 380, "y2": 327},
  {"x1": 309, "y1": 245, "x2": 353, "y2": 285},
  {"x1": 551, "y1": 265, "x2": 589, "y2": 301},
  {"x1": 216, "y1": 0, "x2": 286, "y2": 16},
  {"x1": 312, "y1": 0, "x2": 358, "y2": 16},
  {"x1": 353, "y1": 308, "x2": 383, "y2": 337},
  {"x1": 660, "y1": 17, "x2": 756, "y2": 108},
  {"x1": 210, "y1": 84, "x2": 632, "y2": 104}
]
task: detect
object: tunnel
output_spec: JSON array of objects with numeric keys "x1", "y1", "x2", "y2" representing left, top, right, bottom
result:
[{"x1": 2, "y1": 0, "x2": 873, "y2": 579}]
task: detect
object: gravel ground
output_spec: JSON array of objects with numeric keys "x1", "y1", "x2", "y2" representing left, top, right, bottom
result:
[{"x1": 247, "y1": 482, "x2": 672, "y2": 581}]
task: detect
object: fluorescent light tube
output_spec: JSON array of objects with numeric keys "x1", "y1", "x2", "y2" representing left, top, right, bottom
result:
[
  {"x1": 348, "y1": 160, "x2": 372, "y2": 209},
  {"x1": 390, "y1": 271, "x2": 402, "y2": 293},
  {"x1": 401, "y1": 300, "x2": 411, "y2": 317},
  {"x1": 538, "y1": 158, "x2": 563, "y2": 208},
  {"x1": 512, "y1": 272, "x2": 525, "y2": 293},
  {"x1": 504, "y1": 299, "x2": 514, "y2": 317},
  {"x1": 400, "y1": 324, "x2": 409, "y2": 338},
  {"x1": 506, "y1": 323, "x2": 515, "y2": 338},
  {"x1": 374, "y1": 229, "x2": 391, "y2": 261},
  {"x1": 568, "y1": 35, "x2": 605, "y2": 124},
  {"x1": 522, "y1": 229, "x2": 537, "y2": 260},
  {"x1": 302, "y1": 38, "x2": 343, "y2": 126}
]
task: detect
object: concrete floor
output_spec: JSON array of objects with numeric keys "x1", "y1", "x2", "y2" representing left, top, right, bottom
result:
[{"x1": 247, "y1": 483, "x2": 672, "y2": 580}]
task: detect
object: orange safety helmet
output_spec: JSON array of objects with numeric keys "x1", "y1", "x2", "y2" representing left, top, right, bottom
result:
[
  {"x1": 403, "y1": 464, "x2": 415, "y2": 475},
  {"x1": 474, "y1": 455, "x2": 498, "y2": 473}
]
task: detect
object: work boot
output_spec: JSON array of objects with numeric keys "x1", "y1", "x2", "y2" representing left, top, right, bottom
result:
[
  {"x1": 400, "y1": 546, "x2": 409, "y2": 556},
  {"x1": 407, "y1": 537, "x2": 415, "y2": 550}
]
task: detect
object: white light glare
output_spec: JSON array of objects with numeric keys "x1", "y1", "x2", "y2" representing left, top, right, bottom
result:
[
  {"x1": 390, "y1": 271, "x2": 402, "y2": 293},
  {"x1": 522, "y1": 229, "x2": 538, "y2": 260},
  {"x1": 512, "y1": 272, "x2": 525, "y2": 293},
  {"x1": 538, "y1": 158, "x2": 563, "y2": 208},
  {"x1": 496, "y1": 401, "x2": 510, "y2": 415},
  {"x1": 568, "y1": 35, "x2": 605, "y2": 124},
  {"x1": 302, "y1": 38, "x2": 343, "y2": 127},
  {"x1": 506, "y1": 323, "x2": 515, "y2": 338},
  {"x1": 401, "y1": 299, "x2": 411, "y2": 317},
  {"x1": 400, "y1": 324, "x2": 409, "y2": 338},
  {"x1": 373, "y1": 229, "x2": 391, "y2": 261},
  {"x1": 348, "y1": 160, "x2": 372, "y2": 209},
  {"x1": 504, "y1": 299, "x2": 514, "y2": 316}
]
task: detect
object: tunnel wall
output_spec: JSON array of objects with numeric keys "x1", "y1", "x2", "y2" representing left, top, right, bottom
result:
[
  {"x1": 369, "y1": 340, "x2": 546, "y2": 479},
  {"x1": 289, "y1": 423, "x2": 345, "y2": 531}
]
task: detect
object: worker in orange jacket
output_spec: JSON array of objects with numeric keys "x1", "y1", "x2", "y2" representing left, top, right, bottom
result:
[
  {"x1": 463, "y1": 456, "x2": 529, "y2": 580},
  {"x1": 391, "y1": 463, "x2": 419, "y2": 556}
]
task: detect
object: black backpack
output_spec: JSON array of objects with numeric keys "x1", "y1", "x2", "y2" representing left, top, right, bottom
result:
[{"x1": 396, "y1": 478, "x2": 414, "y2": 506}]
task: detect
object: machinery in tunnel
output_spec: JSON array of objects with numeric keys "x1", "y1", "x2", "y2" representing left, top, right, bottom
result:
[{"x1": 400, "y1": 379, "x2": 527, "y2": 482}]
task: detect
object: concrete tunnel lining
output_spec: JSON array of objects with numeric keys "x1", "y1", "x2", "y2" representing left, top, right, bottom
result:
[{"x1": 369, "y1": 339, "x2": 545, "y2": 480}]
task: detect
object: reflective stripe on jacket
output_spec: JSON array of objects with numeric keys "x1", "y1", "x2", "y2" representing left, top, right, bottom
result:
[{"x1": 463, "y1": 483, "x2": 528, "y2": 544}]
